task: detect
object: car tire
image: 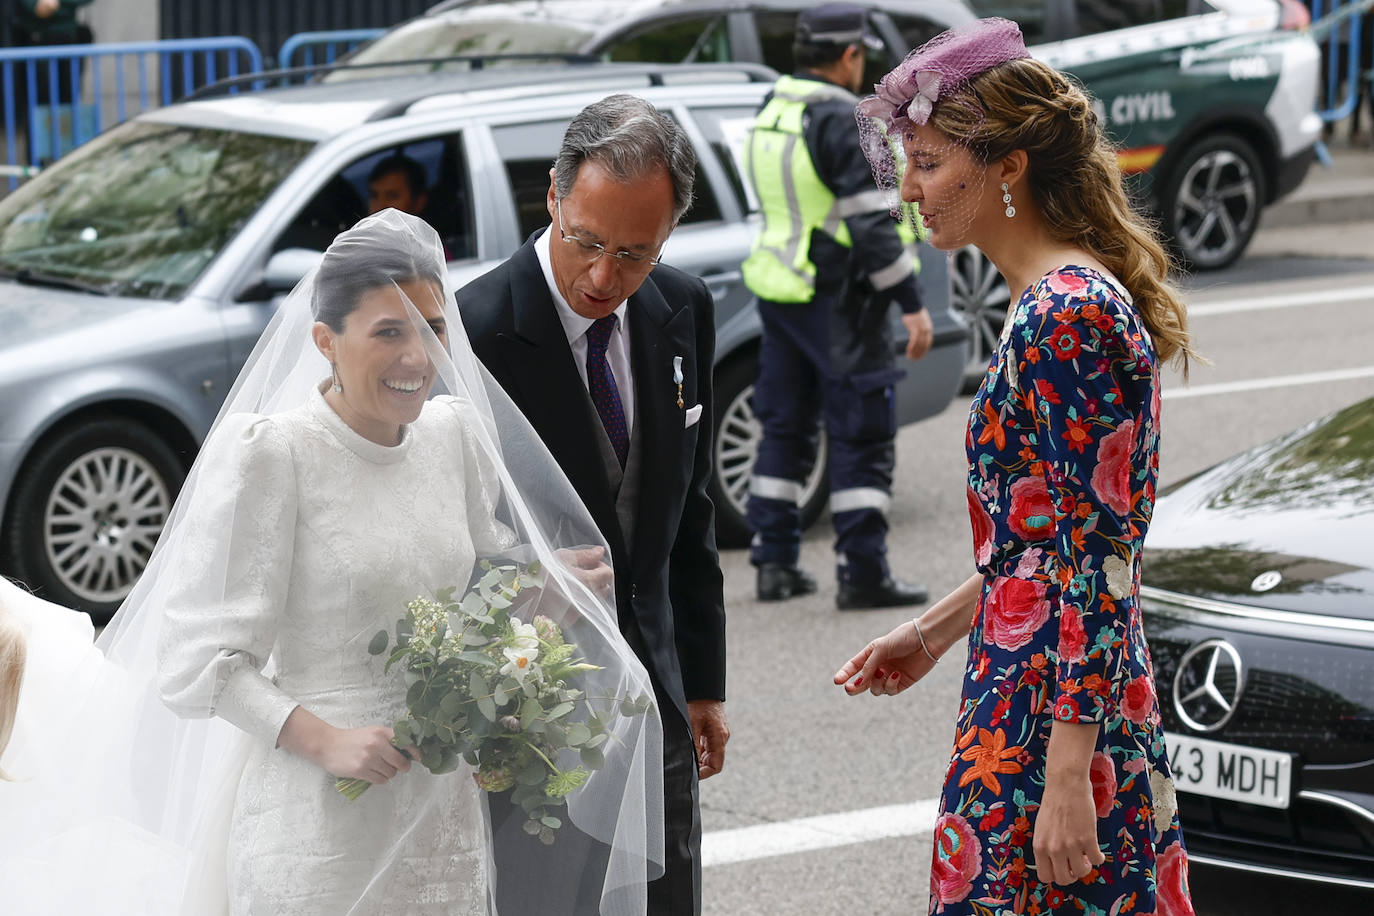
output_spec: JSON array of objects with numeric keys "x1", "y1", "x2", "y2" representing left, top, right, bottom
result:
[
  {"x1": 950, "y1": 245, "x2": 1009, "y2": 391},
  {"x1": 708, "y1": 354, "x2": 828, "y2": 549},
  {"x1": 3, "y1": 418, "x2": 185, "y2": 620},
  {"x1": 1161, "y1": 133, "x2": 1264, "y2": 271}
]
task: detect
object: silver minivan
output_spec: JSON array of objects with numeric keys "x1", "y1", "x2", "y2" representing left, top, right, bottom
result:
[{"x1": 0, "y1": 61, "x2": 967, "y2": 615}]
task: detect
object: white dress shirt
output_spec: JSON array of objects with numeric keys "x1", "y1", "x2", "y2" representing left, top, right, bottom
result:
[{"x1": 534, "y1": 226, "x2": 635, "y2": 437}]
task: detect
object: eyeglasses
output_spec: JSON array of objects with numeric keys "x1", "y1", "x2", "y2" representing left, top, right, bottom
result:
[{"x1": 556, "y1": 199, "x2": 664, "y2": 269}]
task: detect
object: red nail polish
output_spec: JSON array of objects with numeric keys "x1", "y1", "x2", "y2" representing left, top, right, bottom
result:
[
  {"x1": 875, "y1": 668, "x2": 886, "y2": 679},
  {"x1": 889, "y1": 671, "x2": 900, "y2": 680},
  {"x1": 853, "y1": 676, "x2": 864, "y2": 687}
]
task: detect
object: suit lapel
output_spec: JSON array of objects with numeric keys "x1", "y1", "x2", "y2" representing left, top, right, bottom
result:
[
  {"x1": 494, "y1": 242, "x2": 624, "y2": 558},
  {"x1": 627, "y1": 275, "x2": 695, "y2": 578}
]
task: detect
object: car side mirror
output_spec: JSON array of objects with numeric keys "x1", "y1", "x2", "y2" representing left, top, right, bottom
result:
[{"x1": 262, "y1": 247, "x2": 324, "y2": 292}]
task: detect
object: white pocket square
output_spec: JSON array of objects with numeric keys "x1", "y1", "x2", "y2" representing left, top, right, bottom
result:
[{"x1": 684, "y1": 404, "x2": 703, "y2": 428}]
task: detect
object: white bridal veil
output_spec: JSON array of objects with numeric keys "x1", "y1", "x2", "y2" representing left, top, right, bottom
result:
[{"x1": 0, "y1": 210, "x2": 663, "y2": 915}]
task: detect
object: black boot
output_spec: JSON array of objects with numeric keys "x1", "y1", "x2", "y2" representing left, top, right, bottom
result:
[
  {"x1": 836, "y1": 576, "x2": 929, "y2": 610},
  {"x1": 756, "y1": 564, "x2": 819, "y2": 601}
]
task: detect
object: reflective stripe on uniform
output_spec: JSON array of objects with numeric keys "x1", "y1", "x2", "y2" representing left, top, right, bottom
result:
[
  {"x1": 869, "y1": 250, "x2": 915, "y2": 291},
  {"x1": 830, "y1": 487, "x2": 891, "y2": 515},
  {"x1": 834, "y1": 189, "x2": 889, "y2": 218},
  {"x1": 751, "y1": 475, "x2": 804, "y2": 504}
]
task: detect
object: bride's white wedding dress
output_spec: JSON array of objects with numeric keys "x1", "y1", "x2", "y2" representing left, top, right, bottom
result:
[{"x1": 158, "y1": 386, "x2": 516, "y2": 916}]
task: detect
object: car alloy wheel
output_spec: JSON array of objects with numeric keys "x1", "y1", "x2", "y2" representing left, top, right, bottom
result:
[
  {"x1": 43, "y1": 446, "x2": 170, "y2": 606},
  {"x1": 1165, "y1": 133, "x2": 1263, "y2": 271},
  {"x1": 708, "y1": 355, "x2": 828, "y2": 549},
  {"x1": 4, "y1": 417, "x2": 185, "y2": 618},
  {"x1": 950, "y1": 245, "x2": 1009, "y2": 389}
]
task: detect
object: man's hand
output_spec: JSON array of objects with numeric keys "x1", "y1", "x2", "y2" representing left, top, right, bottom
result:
[
  {"x1": 687, "y1": 699, "x2": 730, "y2": 780},
  {"x1": 35, "y1": 0, "x2": 61, "y2": 18},
  {"x1": 901, "y1": 309, "x2": 934, "y2": 360}
]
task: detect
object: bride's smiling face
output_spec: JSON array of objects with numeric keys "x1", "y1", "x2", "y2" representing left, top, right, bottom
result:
[{"x1": 313, "y1": 278, "x2": 448, "y2": 445}]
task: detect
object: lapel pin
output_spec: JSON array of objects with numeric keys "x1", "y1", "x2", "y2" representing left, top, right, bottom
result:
[{"x1": 673, "y1": 356, "x2": 685, "y2": 409}]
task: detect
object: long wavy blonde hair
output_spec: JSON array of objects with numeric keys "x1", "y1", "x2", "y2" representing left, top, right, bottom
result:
[
  {"x1": 930, "y1": 57, "x2": 1198, "y2": 373},
  {"x1": 0, "y1": 599, "x2": 26, "y2": 781}
]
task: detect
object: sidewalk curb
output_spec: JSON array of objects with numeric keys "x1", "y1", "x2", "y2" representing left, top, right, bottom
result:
[{"x1": 1262, "y1": 146, "x2": 1374, "y2": 229}]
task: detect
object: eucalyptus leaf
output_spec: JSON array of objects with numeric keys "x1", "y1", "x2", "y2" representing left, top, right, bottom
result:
[
  {"x1": 565, "y1": 723, "x2": 591, "y2": 747},
  {"x1": 580, "y1": 746, "x2": 604, "y2": 769},
  {"x1": 439, "y1": 692, "x2": 464, "y2": 717},
  {"x1": 547, "y1": 702, "x2": 575, "y2": 720},
  {"x1": 477, "y1": 696, "x2": 497, "y2": 722},
  {"x1": 367, "y1": 630, "x2": 389, "y2": 656},
  {"x1": 457, "y1": 650, "x2": 498, "y2": 668},
  {"x1": 540, "y1": 815, "x2": 562, "y2": 829}
]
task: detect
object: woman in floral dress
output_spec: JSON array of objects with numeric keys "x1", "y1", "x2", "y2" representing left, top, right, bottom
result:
[{"x1": 836, "y1": 19, "x2": 1198, "y2": 916}]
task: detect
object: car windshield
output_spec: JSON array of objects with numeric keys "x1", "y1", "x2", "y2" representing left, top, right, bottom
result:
[
  {"x1": 327, "y1": 16, "x2": 595, "y2": 80},
  {"x1": 0, "y1": 121, "x2": 312, "y2": 300}
]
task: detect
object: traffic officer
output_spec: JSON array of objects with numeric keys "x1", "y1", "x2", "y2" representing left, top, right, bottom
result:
[{"x1": 742, "y1": 3, "x2": 933, "y2": 610}]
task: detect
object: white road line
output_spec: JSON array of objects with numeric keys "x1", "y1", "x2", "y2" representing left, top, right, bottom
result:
[
  {"x1": 702, "y1": 798, "x2": 940, "y2": 868},
  {"x1": 1187, "y1": 284, "x2": 1374, "y2": 317},
  {"x1": 1163, "y1": 365, "x2": 1374, "y2": 400}
]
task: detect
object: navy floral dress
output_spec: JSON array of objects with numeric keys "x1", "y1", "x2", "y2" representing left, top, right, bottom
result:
[{"x1": 929, "y1": 266, "x2": 1194, "y2": 916}]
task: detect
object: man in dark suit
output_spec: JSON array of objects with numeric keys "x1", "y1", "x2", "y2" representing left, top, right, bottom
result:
[{"x1": 459, "y1": 94, "x2": 729, "y2": 916}]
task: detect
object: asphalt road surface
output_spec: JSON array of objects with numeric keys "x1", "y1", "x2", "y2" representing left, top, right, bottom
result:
[{"x1": 697, "y1": 234, "x2": 1374, "y2": 915}]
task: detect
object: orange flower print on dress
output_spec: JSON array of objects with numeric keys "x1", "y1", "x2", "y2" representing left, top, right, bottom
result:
[{"x1": 957, "y1": 727, "x2": 1025, "y2": 795}]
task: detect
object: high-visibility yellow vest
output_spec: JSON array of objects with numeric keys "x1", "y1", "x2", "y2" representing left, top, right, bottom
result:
[{"x1": 742, "y1": 75, "x2": 919, "y2": 304}]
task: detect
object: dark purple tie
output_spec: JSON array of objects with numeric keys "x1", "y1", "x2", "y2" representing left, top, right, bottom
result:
[{"x1": 585, "y1": 314, "x2": 628, "y2": 467}]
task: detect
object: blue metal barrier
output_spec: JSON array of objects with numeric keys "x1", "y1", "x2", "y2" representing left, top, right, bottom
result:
[
  {"x1": 278, "y1": 29, "x2": 384, "y2": 70},
  {"x1": 1, "y1": 36, "x2": 263, "y2": 189},
  {"x1": 1311, "y1": 0, "x2": 1374, "y2": 122}
]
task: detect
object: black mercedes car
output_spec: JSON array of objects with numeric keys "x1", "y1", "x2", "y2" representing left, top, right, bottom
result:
[{"x1": 1141, "y1": 397, "x2": 1374, "y2": 889}]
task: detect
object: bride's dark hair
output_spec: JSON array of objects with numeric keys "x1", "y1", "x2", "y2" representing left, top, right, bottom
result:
[{"x1": 311, "y1": 215, "x2": 445, "y2": 332}]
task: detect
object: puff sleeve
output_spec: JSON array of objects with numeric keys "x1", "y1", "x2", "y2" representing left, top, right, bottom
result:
[{"x1": 157, "y1": 414, "x2": 300, "y2": 746}]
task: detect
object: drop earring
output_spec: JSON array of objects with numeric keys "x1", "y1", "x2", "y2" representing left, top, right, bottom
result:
[
  {"x1": 1002, "y1": 182, "x2": 1016, "y2": 219},
  {"x1": 331, "y1": 363, "x2": 343, "y2": 393}
]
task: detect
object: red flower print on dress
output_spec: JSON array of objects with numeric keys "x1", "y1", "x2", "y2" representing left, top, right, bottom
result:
[
  {"x1": 1007, "y1": 475, "x2": 1054, "y2": 541},
  {"x1": 984, "y1": 576, "x2": 1051, "y2": 652},
  {"x1": 1048, "y1": 324, "x2": 1083, "y2": 361},
  {"x1": 1121, "y1": 674, "x2": 1156, "y2": 725},
  {"x1": 1089, "y1": 752, "x2": 1117, "y2": 818},
  {"x1": 1062, "y1": 415, "x2": 1094, "y2": 453},
  {"x1": 968, "y1": 486, "x2": 996, "y2": 566},
  {"x1": 1091, "y1": 418, "x2": 1136, "y2": 516},
  {"x1": 1058, "y1": 603, "x2": 1088, "y2": 664},
  {"x1": 1155, "y1": 841, "x2": 1194, "y2": 916},
  {"x1": 931, "y1": 812, "x2": 983, "y2": 909}
]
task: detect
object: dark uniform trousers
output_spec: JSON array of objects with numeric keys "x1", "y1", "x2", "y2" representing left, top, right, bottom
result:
[{"x1": 747, "y1": 282, "x2": 902, "y2": 586}]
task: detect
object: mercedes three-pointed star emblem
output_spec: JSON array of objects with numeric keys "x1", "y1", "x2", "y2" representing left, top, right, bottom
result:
[{"x1": 1172, "y1": 638, "x2": 1244, "y2": 733}]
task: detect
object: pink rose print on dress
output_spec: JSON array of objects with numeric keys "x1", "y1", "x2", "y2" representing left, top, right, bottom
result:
[
  {"x1": 1007, "y1": 475, "x2": 1054, "y2": 541},
  {"x1": 930, "y1": 812, "x2": 982, "y2": 909},
  {"x1": 983, "y1": 576, "x2": 1051, "y2": 651},
  {"x1": 1155, "y1": 841, "x2": 1195, "y2": 916},
  {"x1": 968, "y1": 486, "x2": 996, "y2": 566},
  {"x1": 1045, "y1": 271, "x2": 1088, "y2": 297},
  {"x1": 1090, "y1": 418, "x2": 1136, "y2": 516},
  {"x1": 1058, "y1": 601, "x2": 1088, "y2": 665},
  {"x1": 1089, "y1": 752, "x2": 1117, "y2": 818},
  {"x1": 1120, "y1": 674, "x2": 1156, "y2": 725}
]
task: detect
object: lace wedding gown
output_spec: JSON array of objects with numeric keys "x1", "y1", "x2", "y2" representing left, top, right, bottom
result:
[{"x1": 159, "y1": 386, "x2": 516, "y2": 916}]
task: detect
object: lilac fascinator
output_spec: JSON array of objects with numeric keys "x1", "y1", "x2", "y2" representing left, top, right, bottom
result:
[
  {"x1": 856, "y1": 17, "x2": 1030, "y2": 128},
  {"x1": 855, "y1": 18, "x2": 1031, "y2": 228}
]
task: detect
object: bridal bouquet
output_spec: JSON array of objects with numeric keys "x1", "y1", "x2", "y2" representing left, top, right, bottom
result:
[{"x1": 336, "y1": 560, "x2": 653, "y2": 845}]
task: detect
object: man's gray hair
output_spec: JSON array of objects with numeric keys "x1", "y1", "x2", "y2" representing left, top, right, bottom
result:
[{"x1": 553, "y1": 94, "x2": 696, "y2": 223}]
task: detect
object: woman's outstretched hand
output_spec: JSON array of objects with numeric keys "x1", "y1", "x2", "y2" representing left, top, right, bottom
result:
[{"x1": 833, "y1": 619, "x2": 940, "y2": 697}]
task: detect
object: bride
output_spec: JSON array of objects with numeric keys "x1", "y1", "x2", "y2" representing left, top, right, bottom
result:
[{"x1": 0, "y1": 210, "x2": 663, "y2": 915}]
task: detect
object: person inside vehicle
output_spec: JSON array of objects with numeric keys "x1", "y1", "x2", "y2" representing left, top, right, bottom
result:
[{"x1": 367, "y1": 153, "x2": 430, "y2": 216}]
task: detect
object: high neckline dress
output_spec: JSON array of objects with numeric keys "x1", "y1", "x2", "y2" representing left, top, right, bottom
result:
[{"x1": 930, "y1": 266, "x2": 1194, "y2": 916}]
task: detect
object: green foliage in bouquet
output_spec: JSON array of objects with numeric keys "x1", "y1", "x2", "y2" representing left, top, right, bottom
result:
[{"x1": 336, "y1": 560, "x2": 654, "y2": 845}]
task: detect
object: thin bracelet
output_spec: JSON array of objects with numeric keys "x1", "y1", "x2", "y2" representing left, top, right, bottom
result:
[{"x1": 911, "y1": 618, "x2": 941, "y2": 665}]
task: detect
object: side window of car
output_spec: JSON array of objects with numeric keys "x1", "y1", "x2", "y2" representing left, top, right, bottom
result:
[
  {"x1": 1071, "y1": 0, "x2": 1190, "y2": 38},
  {"x1": 689, "y1": 105, "x2": 762, "y2": 215},
  {"x1": 492, "y1": 113, "x2": 724, "y2": 241},
  {"x1": 604, "y1": 15, "x2": 732, "y2": 64},
  {"x1": 275, "y1": 135, "x2": 475, "y2": 261},
  {"x1": 885, "y1": 13, "x2": 948, "y2": 53},
  {"x1": 962, "y1": 2, "x2": 1051, "y2": 46}
]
